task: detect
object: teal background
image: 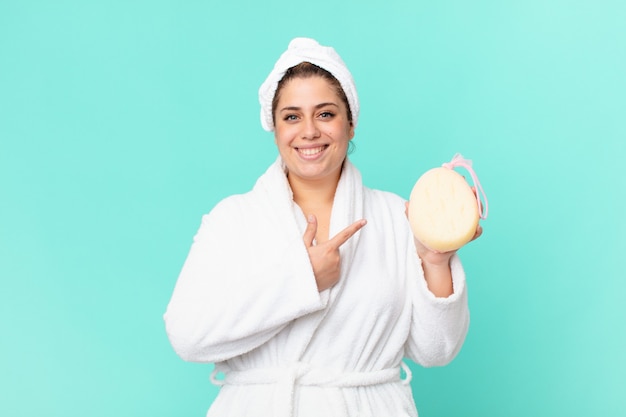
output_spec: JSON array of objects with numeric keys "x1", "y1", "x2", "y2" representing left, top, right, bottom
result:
[{"x1": 1, "y1": 0, "x2": 624, "y2": 416}]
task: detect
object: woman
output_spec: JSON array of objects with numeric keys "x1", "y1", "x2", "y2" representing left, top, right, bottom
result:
[{"x1": 164, "y1": 37, "x2": 479, "y2": 417}]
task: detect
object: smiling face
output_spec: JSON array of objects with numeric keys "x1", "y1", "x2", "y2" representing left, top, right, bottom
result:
[{"x1": 274, "y1": 75, "x2": 355, "y2": 187}]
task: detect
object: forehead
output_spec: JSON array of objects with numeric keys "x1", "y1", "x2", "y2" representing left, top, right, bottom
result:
[{"x1": 277, "y1": 76, "x2": 342, "y2": 105}]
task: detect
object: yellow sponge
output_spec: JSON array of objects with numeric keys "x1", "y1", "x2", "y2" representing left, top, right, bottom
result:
[{"x1": 408, "y1": 167, "x2": 479, "y2": 252}]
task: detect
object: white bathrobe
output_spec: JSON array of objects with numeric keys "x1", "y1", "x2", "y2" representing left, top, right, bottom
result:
[{"x1": 164, "y1": 157, "x2": 470, "y2": 417}]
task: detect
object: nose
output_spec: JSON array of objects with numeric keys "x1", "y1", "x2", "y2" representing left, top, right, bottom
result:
[{"x1": 301, "y1": 117, "x2": 321, "y2": 140}]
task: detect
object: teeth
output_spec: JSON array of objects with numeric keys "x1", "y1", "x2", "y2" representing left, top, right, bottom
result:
[{"x1": 299, "y1": 146, "x2": 325, "y2": 156}]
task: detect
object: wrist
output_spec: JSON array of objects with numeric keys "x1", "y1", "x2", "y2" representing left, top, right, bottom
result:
[
  {"x1": 420, "y1": 251, "x2": 453, "y2": 269},
  {"x1": 420, "y1": 256, "x2": 454, "y2": 297},
  {"x1": 421, "y1": 258, "x2": 450, "y2": 274}
]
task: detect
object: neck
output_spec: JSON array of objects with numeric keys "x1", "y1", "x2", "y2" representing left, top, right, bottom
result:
[{"x1": 288, "y1": 168, "x2": 342, "y2": 208}]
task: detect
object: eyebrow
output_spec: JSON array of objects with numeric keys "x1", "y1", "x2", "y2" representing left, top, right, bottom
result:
[{"x1": 279, "y1": 102, "x2": 339, "y2": 113}]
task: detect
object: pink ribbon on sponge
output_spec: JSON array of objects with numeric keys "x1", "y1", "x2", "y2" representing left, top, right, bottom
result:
[{"x1": 442, "y1": 153, "x2": 489, "y2": 220}]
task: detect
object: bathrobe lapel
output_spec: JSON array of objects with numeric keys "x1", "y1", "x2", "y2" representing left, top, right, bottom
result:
[
  {"x1": 326, "y1": 158, "x2": 364, "y2": 306},
  {"x1": 253, "y1": 157, "x2": 365, "y2": 361}
]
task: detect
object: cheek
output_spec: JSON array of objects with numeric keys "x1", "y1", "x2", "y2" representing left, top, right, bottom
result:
[
  {"x1": 274, "y1": 128, "x2": 293, "y2": 147},
  {"x1": 328, "y1": 125, "x2": 353, "y2": 142}
]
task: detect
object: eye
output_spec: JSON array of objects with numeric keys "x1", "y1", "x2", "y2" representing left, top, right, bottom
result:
[
  {"x1": 283, "y1": 114, "x2": 299, "y2": 121},
  {"x1": 319, "y1": 111, "x2": 335, "y2": 119}
]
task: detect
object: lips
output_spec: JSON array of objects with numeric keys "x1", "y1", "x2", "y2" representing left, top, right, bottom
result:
[{"x1": 297, "y1": 145, "x2": 328, "y2": 156}]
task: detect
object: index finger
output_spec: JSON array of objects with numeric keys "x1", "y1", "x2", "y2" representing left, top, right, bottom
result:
[{"x1": 328, "y1": 219, "x2": 367, "y2": 249}]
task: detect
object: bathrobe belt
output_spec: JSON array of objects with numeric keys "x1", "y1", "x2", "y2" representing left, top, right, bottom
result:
[{"x1": 211, "y1": 362, "x2": 412, "y2": 417}]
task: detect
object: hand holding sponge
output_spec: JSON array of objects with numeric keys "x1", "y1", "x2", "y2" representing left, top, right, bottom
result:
[{"x1": 408, "y1": 154, "x2": 488, "y2": 252}]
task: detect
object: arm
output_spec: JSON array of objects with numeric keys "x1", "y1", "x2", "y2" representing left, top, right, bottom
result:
[
  {"x1": 404, "y1": 252, "x2": 470, "y2": 367},
  {"x1": 402, "y1": 202, "x2": 479, "y2": 366},
  {"x1": 163, "y1": 199, "x2": 327, "y2": 363}
]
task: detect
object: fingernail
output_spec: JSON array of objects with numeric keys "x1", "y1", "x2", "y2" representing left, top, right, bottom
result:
[{"x1": 308, "y1": 214, "x2": 315, "y2": 223}]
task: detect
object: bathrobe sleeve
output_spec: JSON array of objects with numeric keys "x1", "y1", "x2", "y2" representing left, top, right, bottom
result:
[
  {"x1": 164, "y1": 195, "x2": 328, "y2": 363},
  {"x1": 367, "y1": 190, "x2": 470, "y2": 368},
  {"x1": 404, "y1": 249, "x2": 470, "y2": 367}
]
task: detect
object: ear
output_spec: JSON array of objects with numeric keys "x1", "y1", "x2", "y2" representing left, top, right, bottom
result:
[{"x1": 348, "y1": 122, "x2": 355, "y2": 140}]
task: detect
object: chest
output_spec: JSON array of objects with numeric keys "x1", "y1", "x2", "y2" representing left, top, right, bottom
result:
[{"x1": 296, "y1": 202, "x2": 333, "y2": 243}]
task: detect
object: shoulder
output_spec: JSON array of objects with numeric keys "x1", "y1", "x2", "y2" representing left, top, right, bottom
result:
[
  {"x1": 207, "y1": 162, "x2": 279, "y2": 220},
  {"x1": 191, "y1": 191, "x2": 260, "y2": 245},
  {"x1": 364, "y1": 187, "x2": 407, "y2": 211},
  {"x1": 362, "y1": 187, "x2": 410, "y2": 231},
  {"x1": 211, "y1": 192, "x2": 252, "y2": 213},
  {"x1": 203, "y1": 191, "x2": 260, "y2": 225}
]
